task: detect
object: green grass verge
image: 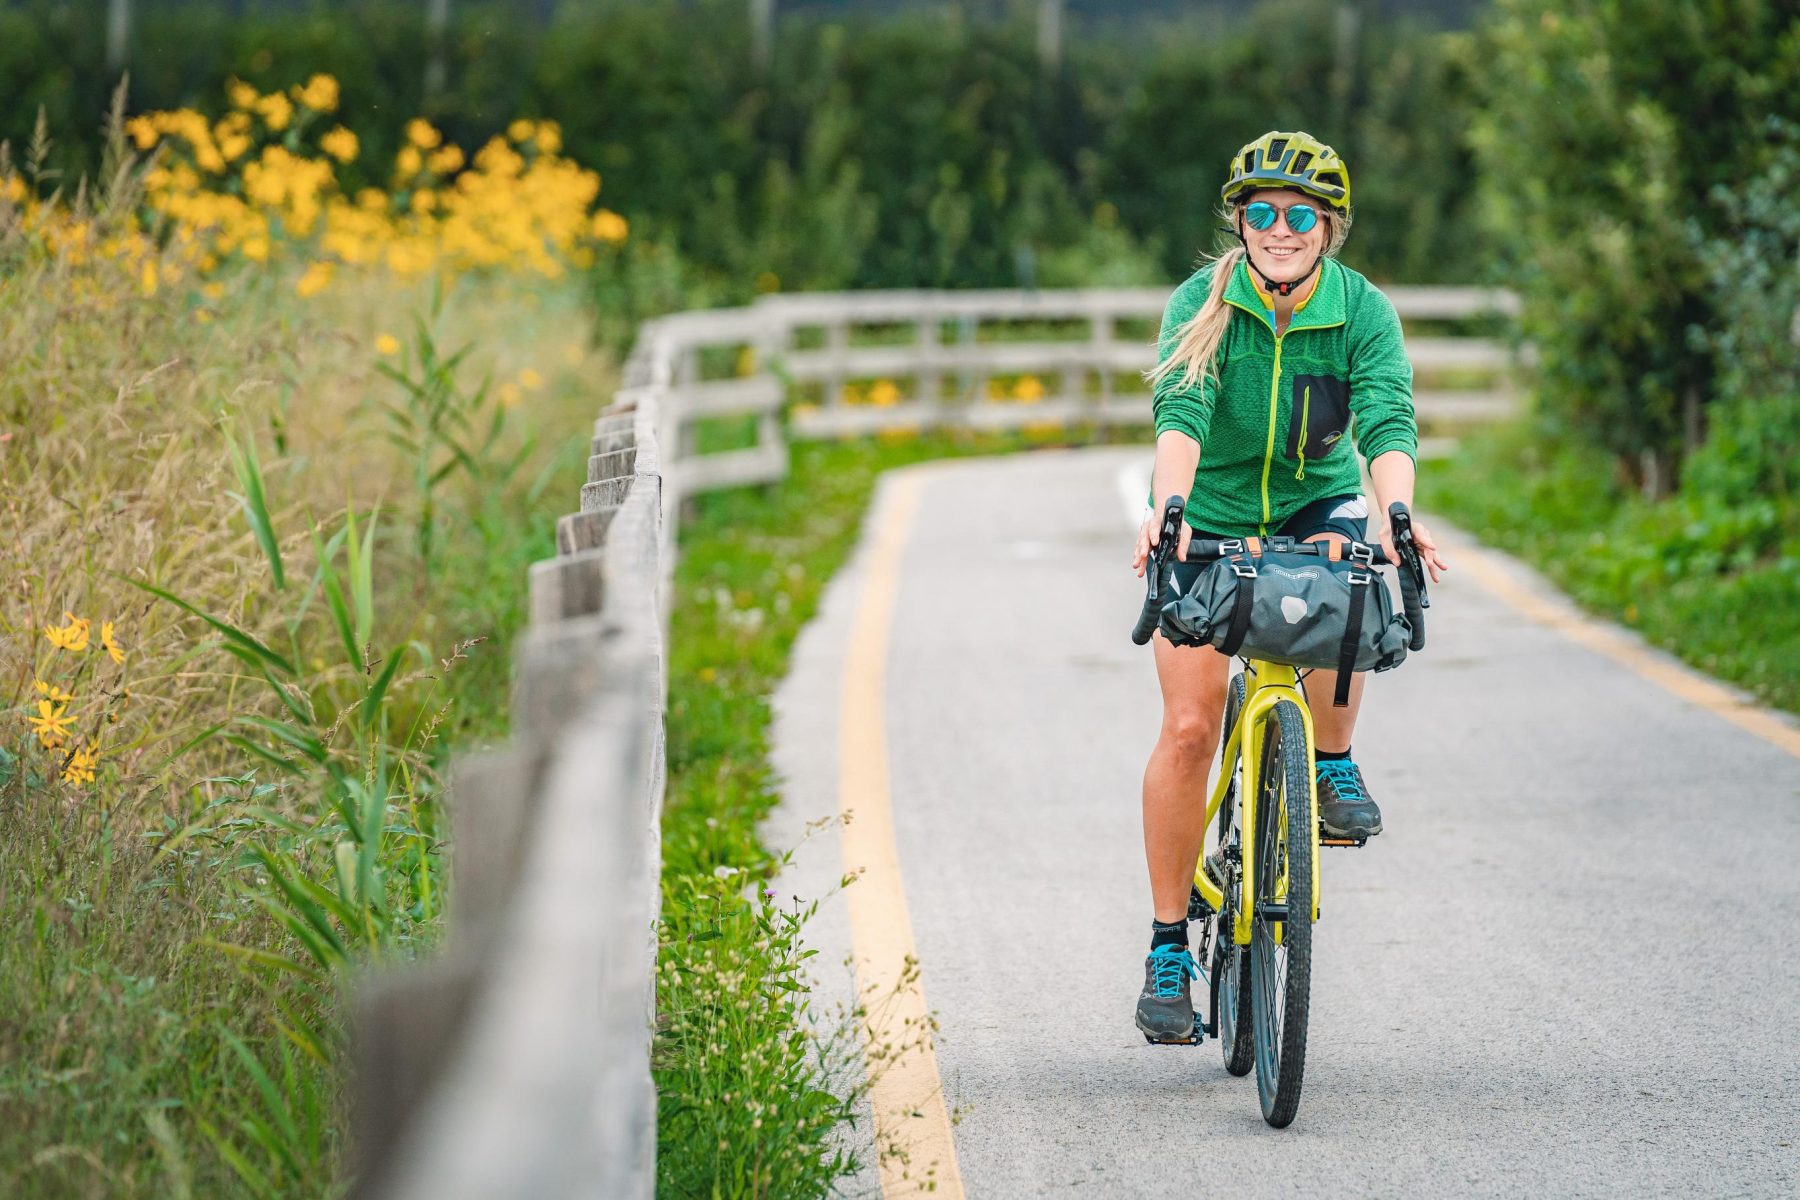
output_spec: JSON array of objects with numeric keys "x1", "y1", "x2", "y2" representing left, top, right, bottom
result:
[
  {"x1": 1422, "y1": 423, "x2": 1800, "y2": 714},
  {"x1": 654, "y1": 425, "x2": 1139, "y2": 1198}
]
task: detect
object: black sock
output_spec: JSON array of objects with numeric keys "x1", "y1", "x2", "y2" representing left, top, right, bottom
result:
[
  {"x1": 1317, "y1": 745, "x2": 1352, "y2": 762},
  {"x1": 1151, "y1": 918, "x2": 1187, "y2": 951}
]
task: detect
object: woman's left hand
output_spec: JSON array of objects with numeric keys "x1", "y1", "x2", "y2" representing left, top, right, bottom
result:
[{"x1": 1378, "y1": 517, "x2": 1449, "y2": 583}]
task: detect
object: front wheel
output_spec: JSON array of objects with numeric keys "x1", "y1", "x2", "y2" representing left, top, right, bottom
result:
[{"x1": 1250, "y1": 697, "x2": 1314, "y2": 1128}]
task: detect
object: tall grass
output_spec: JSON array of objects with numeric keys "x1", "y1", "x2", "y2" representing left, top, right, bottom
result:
[{"x1": 0, "y1": 173, "x2": 612, "y2": 1195}]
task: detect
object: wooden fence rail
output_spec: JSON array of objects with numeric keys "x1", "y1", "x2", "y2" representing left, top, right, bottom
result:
[{"x1": 348, "y1": 283, "x2": 1517, "y2": 1197}]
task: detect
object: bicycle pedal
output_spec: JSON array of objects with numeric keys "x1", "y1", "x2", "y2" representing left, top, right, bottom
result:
[
  {"x1": 1319, "y1": 835, "x2": 1367, "y2": 848},
  {"x1": 1143, "y1": 1029, "x2": 1205, "y2": 1046}
]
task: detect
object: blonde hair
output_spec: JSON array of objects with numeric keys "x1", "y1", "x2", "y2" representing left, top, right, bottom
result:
[{"x1": 1145, "y1": 199, "x2": 1353, "y2": 395}]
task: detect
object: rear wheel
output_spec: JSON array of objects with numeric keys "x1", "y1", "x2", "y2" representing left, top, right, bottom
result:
[
  {"x1": 1210, "y1": 670, "x2": 1253, "y2": 1076},
  {"x1": 1250, "y1": 698, "x2": 1314, "y2": 1128}
]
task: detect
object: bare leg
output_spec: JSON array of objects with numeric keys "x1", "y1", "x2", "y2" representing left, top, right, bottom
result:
[
  {"x1": 1308, "y1": 667, "x2": 1366, "y2": 753},
  {"x1": 1143, "y1": 635, "x2": 1232, "y2": 923}
]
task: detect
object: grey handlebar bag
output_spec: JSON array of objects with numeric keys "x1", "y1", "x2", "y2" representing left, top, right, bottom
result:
[{"x1": 1158, "y1": 550, "x2": 1413, "y2": 704}]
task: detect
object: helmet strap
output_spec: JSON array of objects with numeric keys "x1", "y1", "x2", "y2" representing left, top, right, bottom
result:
[{"x1": 1227, "y1": 220, "x2": 1323, "y2": 299}]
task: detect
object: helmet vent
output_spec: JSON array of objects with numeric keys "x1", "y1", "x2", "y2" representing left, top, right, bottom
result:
[
  {"x1": 1316, "y1": 171, "x2": 1343, "y2": 189},
  {"x1": 1292, "y1": 151, "x2": 1313, "y2": 174},
  {"x1": 1267, "y1": 137, "x2": 1289, "y2": 164},
  {"x1": 1242, "y1": 152, "x2": 1256, "y2": 175}
]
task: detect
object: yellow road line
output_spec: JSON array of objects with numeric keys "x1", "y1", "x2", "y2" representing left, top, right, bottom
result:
[
  {"x1": 839, "y1": 471, "x2": 966, "y2": 1198},
  {"x1": 1456, "y1": 542, "x2": 1800, "y2": 762}
]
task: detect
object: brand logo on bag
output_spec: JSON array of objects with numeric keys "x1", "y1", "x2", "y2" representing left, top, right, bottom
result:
[{"x1": 1281, "y1": 596, "x2": 1308, "y2": 624}]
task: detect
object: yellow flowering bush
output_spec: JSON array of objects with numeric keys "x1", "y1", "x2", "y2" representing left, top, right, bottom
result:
[{"x1": 1, "y1": 75, "x2": 630, "y2": 303}]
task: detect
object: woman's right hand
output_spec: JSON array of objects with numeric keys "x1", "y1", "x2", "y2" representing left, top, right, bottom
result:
[{"x1": 1133, "y1": 511, "x2": 1192, "y2": 577}]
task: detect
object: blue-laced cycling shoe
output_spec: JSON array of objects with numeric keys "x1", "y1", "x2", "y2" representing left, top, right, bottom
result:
[
  {"x1": 1317, "y1": 758, "x2": 1382, "y2": 839},
  {"x1": 1135, "y1": 944, "x2": 1201, "y2": 1043}
]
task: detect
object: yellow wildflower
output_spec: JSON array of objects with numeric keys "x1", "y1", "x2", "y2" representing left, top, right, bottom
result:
[
  {"x1": 202, "y1": 281, "x2": 226, "y2": 301},
  {"x1": 867, "y1": 379, "x2": 903, "y2": 407},
  {"x1": 45, "y1": 612, "x2": 91, "y2": 652},
  {"x1": 1014, "y1": 375, "x2": 1046, "y2": 403},
  {"x1": 29, "y1": 700, "x2": 75, "y2": 749},
  {"x1": 518, "y1": 367, "x2": 544, "y2": 392},
  {"x1": 295, "y1": 261, "x2": 333, "y2": 298},
  {"x1": 228, "y1": 79, "x2": 259, "y2": 110},
  {"x1": 34, "y1": 680, "x2": 73, "y2": 704},
  {"x1": 376, "y1": 332, "x2": 401, "y2": 356},
  {"x1": 321, "y1": 126, "x2": 359, "y2": 164},
  {"x1": 62, "y1": 743, "x2": 99, "y2": 786},
  {"x1": 255, "y1": 92, "x2": 293, "y2": 132},
  {"x1": 100, "y1": 622, "x2": 126, "y2": 665},
  {"x1": 294, "y1": 74, "x2": 340, "y2": 113},
  {"x1": 395, "y1": 146, "x2": 423, "y2": 178},
  {"x1": 139, "y1": 260, "x2": 159, "y2": 296},
  {"x1": 410, "y1": 189, "x2": 437, "y2": 214},
  {"x1": 497, "y1": 381, "x2": 522, "y2": 409},
  {"x1": 535, "y1": 121, "x2": 562, "y2": 155},
  {"x1": 405, "y1": 118, "x2": 443, "y2": 150},
  {"x1": 592, "y1": 209, "x2": 629, "y2": 244},
  {"x1": 126, "y1": 116, "x2": 159, "y2": 151},
  {"x1": 426, "y1": 144, "x2": 464, "y2": 175},
  {"x1": 507, "y1": 118, "x2": 533, "y2": 142}
]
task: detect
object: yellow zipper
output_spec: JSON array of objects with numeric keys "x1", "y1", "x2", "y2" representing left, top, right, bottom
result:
[
  {"x1": 1260, "y1": 333, "x2": 1283, "y2": 525},
  {"x1": 1295, "y1": 383, "x2": 1310, "y2": 480}
]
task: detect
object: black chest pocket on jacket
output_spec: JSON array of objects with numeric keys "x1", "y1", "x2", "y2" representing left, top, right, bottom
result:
[{"x1": 1287, "y1": 374, "x2": 1351, "y2": 474}]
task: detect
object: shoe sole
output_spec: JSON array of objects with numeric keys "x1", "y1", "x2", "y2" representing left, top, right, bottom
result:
[
  {"x1": 1135, "y1": 1011, "x2": 1199, "y2": 1044},
  {"x1": 1320, "y1": 824, "x2": 1381, "y2": 839}
]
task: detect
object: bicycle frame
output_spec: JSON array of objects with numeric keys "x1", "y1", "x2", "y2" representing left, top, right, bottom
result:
[{"x1": 1190, "y1": 659, "x2": 1321, "y2": 945}]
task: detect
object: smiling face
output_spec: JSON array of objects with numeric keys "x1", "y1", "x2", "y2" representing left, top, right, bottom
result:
[{"x1": 1238, "y1": 187, "x2": 1330, "y2": 289}]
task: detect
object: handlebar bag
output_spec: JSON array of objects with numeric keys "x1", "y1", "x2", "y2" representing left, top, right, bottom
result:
[{"x1": 1158, "y1": 548, "x2": 1413, "y2": 699}]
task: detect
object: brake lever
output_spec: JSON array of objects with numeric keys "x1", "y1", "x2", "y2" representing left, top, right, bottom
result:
[{"x1": 1388, "y1": 507, "x2": 1431, "y2": 609}]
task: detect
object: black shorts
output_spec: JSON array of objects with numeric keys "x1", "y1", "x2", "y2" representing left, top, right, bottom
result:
[{"x1": 1170, "y1": 493, "x2": 1369, "y2": 592}]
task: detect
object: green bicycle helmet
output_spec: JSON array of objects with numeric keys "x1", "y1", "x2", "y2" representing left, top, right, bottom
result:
[{"x1": 1220, "y1": 131, "x2": 1351, "y2": 211}]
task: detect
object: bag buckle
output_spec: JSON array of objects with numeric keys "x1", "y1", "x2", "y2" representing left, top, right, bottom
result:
[
  {"x1": 1347, "y1": 569, "x2": 1373, "y2": 586},
  {"x1": 1348, "y1": 541, "x2": 1375, "y2": 565},
  {"x1": 1230, "y1": 560, "x2": 1258, "y2": 579},
  {"x1": 1217, "y1": 537, "x2": 1246, "y2": 555}
]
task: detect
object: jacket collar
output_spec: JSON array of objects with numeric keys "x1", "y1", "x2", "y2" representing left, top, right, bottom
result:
[{"x1": 1224, "y1": 256, "x2": 1348, "y2": 333}]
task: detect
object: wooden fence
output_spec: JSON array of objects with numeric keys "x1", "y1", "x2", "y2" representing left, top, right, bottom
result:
[{"x1": 348, "y1": 283, "x2": 1518, "y2": 1197}]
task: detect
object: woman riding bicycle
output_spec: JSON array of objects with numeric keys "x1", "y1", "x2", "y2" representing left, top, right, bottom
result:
[{"x1": 1128, "y1": 131, "x2": 1450, "y2": 1042}]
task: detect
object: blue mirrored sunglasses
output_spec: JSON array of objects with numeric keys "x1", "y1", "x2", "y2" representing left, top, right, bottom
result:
[{"x1": 1243, "y1": 200, "x2": 1321, "y2": 234}]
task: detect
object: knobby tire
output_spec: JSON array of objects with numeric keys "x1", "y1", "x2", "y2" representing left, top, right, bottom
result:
[{"x1": 1250, "y1": 697, "x2": 1313, "y2": 1128}]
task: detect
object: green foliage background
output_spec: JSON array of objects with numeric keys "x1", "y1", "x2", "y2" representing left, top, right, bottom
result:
[{"x1": 3, "y1": 0, "x2": 1485, "y2": 295}]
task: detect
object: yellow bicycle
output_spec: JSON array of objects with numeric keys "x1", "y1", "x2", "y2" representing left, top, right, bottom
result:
[{"x1": 1132, "y1": 496, "x2": 1428, "y2": 1127}]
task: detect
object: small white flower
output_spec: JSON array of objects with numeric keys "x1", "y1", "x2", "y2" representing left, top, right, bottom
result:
[{"x1": 713, "y1": 864, "x2": 741, "y2": 879}]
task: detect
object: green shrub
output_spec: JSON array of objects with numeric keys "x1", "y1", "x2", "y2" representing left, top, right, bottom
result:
[
  {"x1": 1470, "y1": 0, "x2": 1800, "y2": 495},
  {"x1": 1685, "y1": 118, "x2": 1800, "y2": 510}
]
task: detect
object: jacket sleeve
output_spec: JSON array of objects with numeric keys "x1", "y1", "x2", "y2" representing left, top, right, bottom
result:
[
  {"x1": 1151, "y1": 273, "x2": 1216, "y2": 446},
  {"x1": 1347, "y1": 286, "x2": 1418, "y2": 463}
]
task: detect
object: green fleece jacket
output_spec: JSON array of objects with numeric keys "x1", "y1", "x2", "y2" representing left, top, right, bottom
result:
[{"x1": 1151, "y1": 256, "x2": 1417, "y2": 536}]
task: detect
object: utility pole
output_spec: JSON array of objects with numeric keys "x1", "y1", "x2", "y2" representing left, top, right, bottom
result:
[
  {"x1": 751, "y1": 0, "x2": 774, "y2": 75},
  {"x1": 425, "y1": 0, "x2": 451, "y2": 105},
  {"x1": 1037, "y1": 0, "x2": 1062, "y2": 72},
  {"x1": 1331, "y1": 2, "x2": 1360, "y2": 118},
  {"x1": 106, "y1": 0, "x2": 131, "y2": 74}
]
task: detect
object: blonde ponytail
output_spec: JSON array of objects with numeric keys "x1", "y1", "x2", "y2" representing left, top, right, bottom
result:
[{"x1": 1144, "y1": 245, "x2": 1244, "y2": 395}]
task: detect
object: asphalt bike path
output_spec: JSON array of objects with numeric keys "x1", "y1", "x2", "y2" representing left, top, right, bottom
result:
[{"x1": 767, "y1": 446, "x2": 1800, "y2": 1199}]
